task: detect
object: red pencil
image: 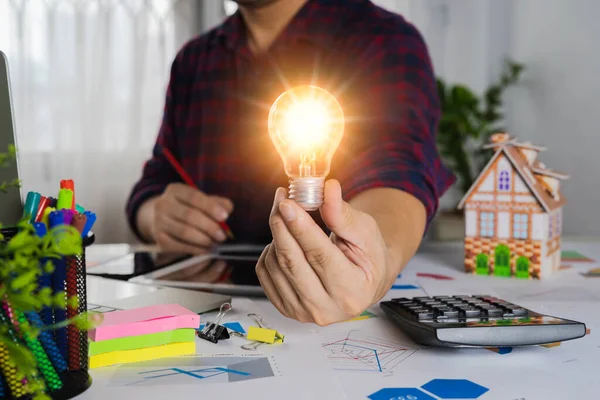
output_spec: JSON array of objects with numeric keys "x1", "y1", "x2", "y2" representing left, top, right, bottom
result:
[{"x1": 162, "y1": 147, "x2": 234, "y2": 240}]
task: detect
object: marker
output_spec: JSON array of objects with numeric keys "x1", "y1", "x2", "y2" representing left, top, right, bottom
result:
[
  {"x1": 23, "y1": 191, "x2": 41, "y2": 222},
  {"x1": 25, "y1": 312, "x2": 67, "y2": 373},
  {"x1": 81, "y1": 211, "x2": 96, "y2": 238},
  {"x1": 34, "y1": 196, "x2": 50, "y2": 223},
  {"x1": 48, "y1": 197, "x2": 57, "y2": 208},
  {"x1": 33, "y1": 222, "x2": 47, "y2": 238},
  {"x1": 57, "y1": 189, "x2": 73, "y2": 211},
  {"x1": 71, "y1": 213, "x2": 87, "y2": 235},
  {"x1": 42, "y1": 207, "x2": 56, "y2": 228},
  {"x1": 60, "y1": 180, "x2": 75, "y2": 209},
  {"x1": 75, "y1": 204, "x2": 85, "y2": 214},
  {"x1": 48, "y1": 211, "x2": 64, "y2": 229},
  {"x1": 61, "y1": 209, "x2": 75, "y2": 226},
  {"x1": 162, "y1": 147, "x2": 234, "y2": 239}
]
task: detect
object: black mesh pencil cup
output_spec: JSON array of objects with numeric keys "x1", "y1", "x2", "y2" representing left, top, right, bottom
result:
[{"x1": 0, "y1": 227, "x2": 95, "y2": 399}]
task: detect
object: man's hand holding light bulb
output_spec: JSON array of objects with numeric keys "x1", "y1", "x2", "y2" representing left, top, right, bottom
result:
[{"x1": 256, "y1": 86, "x2": 426, "y2": 325}]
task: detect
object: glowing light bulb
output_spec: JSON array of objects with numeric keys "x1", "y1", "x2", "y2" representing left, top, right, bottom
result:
[{"x1": 268, "y1": 85, "x2": 344, "y2": 211}]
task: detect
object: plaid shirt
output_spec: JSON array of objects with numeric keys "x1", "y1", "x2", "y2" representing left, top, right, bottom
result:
[{"x1": 126, "y1": 0, "x2": 455, "y2": 244}]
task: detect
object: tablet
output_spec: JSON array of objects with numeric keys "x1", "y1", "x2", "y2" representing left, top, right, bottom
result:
[
  {"x1": 129, "y1": 250, "x2": 266, "y2": 296},
  {"x1": 86, "y1": 251, "x2": 191, "y2": 280}
]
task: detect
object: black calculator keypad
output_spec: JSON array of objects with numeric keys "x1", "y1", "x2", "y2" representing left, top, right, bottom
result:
[{"x1": 390, "y1": 295, "x2": 534, "y2": 322}]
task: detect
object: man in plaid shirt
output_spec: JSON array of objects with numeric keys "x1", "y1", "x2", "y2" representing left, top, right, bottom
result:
[{"x1": 126, "y1": 0, "x2": 455, "y2": 325}]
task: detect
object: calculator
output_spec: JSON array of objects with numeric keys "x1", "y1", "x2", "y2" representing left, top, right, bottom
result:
[{"x1": 380, "y1": 295, "x2": 587, "y2": 347}]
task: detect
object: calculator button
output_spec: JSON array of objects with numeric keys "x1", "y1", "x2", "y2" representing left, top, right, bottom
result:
[
  {"x1": 391, "y1": 298, "x2": 413, "y2": 304},
  {"x1": 486, "y1": 308, "x2": 504, "y2": 317},
  {"x1": 416, "y1": 311, "x2": 434, "y2": 320},
  {"x1": 503, "y1": 313, "x2": 516, "y2": 318},
  {"x1": 511, "y1": 308, "x2": 528, "y2": 316},
  {"x1": 413, "y1": 297, "x2": 433, "y2": 301},
  {"x1": 465, "y1": 309, "x2": 482, "y2": 317},
  {"x1": 442, "y1": 310, "x2": 460, "y2": 317},
  {"x1": 433, "y1": 296, "x2": 452, "y2": 300}
]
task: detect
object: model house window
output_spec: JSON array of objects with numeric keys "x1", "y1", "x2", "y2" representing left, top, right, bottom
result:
[
  {"x1": 555, "y1": 211, "x2": 561, "y2": 237},
  {"x1": 513, "y1": 213, "x2": 529, "y2": 239},
  {"x1": 498, "y1": 171, "x2": 510, "y2": 191},
  {"x1": 479, "y1": 212, "x2": 495, "y2": 237},
  {"x1": 549, "y1": 215, "x2": 554, "y2": 239}
]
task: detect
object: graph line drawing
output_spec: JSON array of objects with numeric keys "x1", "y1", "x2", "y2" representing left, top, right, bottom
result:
[
  {"x1": 108, "y1": 356, "x2": 275, "y2": 386},
  {"x1": 321, "y1": 330, "x2": 418, "y2": 373}
]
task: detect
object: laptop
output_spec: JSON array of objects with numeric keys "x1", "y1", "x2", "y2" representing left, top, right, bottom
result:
[{"x1": 0, "y1": 51, "x2": 24, "y2": 226}]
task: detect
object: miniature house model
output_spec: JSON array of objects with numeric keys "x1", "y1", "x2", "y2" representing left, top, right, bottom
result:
[{"x1": 457, "y1": 133, "x2": 569, "y2": 279}]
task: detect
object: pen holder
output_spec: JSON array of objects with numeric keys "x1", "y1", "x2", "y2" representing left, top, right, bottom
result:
[{"x1": 0, "y1": 227, "x2": 95, "y2": 400}]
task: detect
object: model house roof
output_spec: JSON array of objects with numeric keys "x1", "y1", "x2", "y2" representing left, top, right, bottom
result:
[{"x1": 458, "y1": 134, "x2": 569, "y2": 212}]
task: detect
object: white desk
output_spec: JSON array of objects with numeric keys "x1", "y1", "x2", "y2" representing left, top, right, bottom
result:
[{"x1": 81, "y1": 241, "x2": 600, "y2": 400}]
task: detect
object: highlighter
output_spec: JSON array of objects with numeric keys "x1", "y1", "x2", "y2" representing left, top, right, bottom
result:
[
  {"x1": 34, "y1": 196, "x2": 50, "y2": 223},
  {"x1": 56, "y1": 189, "x2": 73, "y2": 211},
  {"x1": 23, "y1": 191, "x2": 41, "y2": 222},
  {"x1": 60, "y1": 179, "x2": 75, "y2": 209}
]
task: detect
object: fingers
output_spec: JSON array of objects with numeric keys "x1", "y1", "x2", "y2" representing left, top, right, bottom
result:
[
  {"x1": 320, "y1": 179, "x2": 365, "y2": 247},
  {"x1": 168, "y1": 183, "x2": 231, "y2": 222},
  {"x1": 269, "y1": 188, "x2": 332, "y2": 312},
  {"x1": 278, "y1": 198, "x2": 338, "y2": 269},
  {"x1": 255, "y1": 245, "x2": 289, "y2": 318},
  {"x1": 154, "y1": 230, "x2": 209, "y2": 255}
]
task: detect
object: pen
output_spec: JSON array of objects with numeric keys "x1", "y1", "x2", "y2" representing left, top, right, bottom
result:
[
  {"x1": 33, "y1": 222, "x2": 53, "y2": 327},
  {"x1": 23, "y1": 191, "x2": 41, "y2": 223},
  {"x1": 162, "y1": 147, "x2": 234, "y2": 239}
]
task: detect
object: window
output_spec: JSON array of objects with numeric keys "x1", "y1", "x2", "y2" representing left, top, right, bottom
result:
[
  {"x1": 498, "y1": 171, "x2": 511, "y2": 191},
  {"x1": 513, "y1": 213, "x2": 529, "y2": 239},
  {"x1": 555, "y1": 211, "x2": 562, "y2": 237},
  {"x1": 479, "y1": 212, "x2": 495, "y2": 237},
  {"x1": 549, "y1": 214, "x2": 553, "y2": 239}
]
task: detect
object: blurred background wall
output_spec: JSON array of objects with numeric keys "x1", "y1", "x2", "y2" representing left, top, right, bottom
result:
[{"x1": 1, "y1": 0, "x2": 598, "y2": 242}]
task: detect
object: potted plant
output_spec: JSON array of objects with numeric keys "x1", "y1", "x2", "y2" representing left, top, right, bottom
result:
[
  {"x1": 0, "y1": 145, "x2": 98, "y2": 399},
  {"x1": 431, "y1": 59, "x2": 525, "y2": 241}
]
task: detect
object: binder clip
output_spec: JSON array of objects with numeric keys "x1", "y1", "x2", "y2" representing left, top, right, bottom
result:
[
  {"x1": 241, "y1": 313, "x2": 284, "y2": 350},
  {"x1": 197, "y1": 302, "x2": 232, "y2": 344}
]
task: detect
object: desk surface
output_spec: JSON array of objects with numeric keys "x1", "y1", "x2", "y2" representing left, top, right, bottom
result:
[{"x1": 81, "y1": 241, "x2": 600, "y2": 400}]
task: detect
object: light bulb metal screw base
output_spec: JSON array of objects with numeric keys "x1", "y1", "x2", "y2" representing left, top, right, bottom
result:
[{"x1": 288, "y1": 177, "x2": 325, "y2": 212}]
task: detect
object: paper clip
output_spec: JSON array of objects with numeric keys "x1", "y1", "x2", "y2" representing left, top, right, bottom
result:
[
  {"x1": 197, "y1": 303, "x2": 232, "y2": 344},
  {"x1": 241, "y1": 313, "x2": 284, "y2": 350}
]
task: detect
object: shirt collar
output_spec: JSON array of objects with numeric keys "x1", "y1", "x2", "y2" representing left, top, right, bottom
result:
[{"x1": 213, "y1": 0, "x2": 360, "y2": 52}]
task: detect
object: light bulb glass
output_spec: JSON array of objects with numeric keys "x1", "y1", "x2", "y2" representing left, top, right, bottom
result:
[{"x1": 268, "y1": 85, "x2": 344, "y2": 211}]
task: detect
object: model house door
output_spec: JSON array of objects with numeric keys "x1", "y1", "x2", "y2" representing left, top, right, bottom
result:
[
  {"x1": 475, "y1": 254, "x2": 489, "y2": 275},
  {"x1": 494, "y1": 245, "x2": 511, "y2": 277},
  {"x1": 516, "y1": 256, "x2": 530, "y2": 279}
]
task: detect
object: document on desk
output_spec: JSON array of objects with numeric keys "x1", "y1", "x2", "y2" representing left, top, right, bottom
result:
[{"x1": 84, "y1": 297, "x2": 346, "y2": 400}]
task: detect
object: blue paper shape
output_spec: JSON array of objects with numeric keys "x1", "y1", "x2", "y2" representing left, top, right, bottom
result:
[
  {"x1": 391, "y1": 284, "x2": 420, "y2": 290},
  {"x1": 369, "y1": 388, "x2": 435, "y2": 400},
  {"x1": 199, "y1": 322, "x2": 246, "y2": 334},
  {"x1": 422, "y1": 379, "x2": 489, "y2": 399}
]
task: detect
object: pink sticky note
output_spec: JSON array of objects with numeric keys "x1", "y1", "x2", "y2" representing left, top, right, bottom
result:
[{"x1": 88, "y1": 304, "x2": 200, "y2": 341}]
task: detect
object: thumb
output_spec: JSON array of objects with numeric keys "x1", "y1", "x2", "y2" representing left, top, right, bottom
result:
[{"x1": 320, "y1": 180, "x2": 364, "y2": 245}]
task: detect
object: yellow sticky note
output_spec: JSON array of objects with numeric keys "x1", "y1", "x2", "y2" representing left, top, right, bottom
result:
[
  {"x1": 89, "y1": 341, "x2": 195, "y2": 369},
  {"x1": 246, "y1": 326, "x2": 284, "y2": 344}
]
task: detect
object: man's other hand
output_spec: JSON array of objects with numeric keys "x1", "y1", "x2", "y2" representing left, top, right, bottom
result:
[
  {"x1": 146, "y1": 183, "x2": 233, "y2": 254},
  {"x1": 256, "y1": 180, "x2": 391, "y2": 326}
]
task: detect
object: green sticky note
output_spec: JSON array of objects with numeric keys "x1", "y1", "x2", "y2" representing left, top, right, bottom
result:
[{"x1": 89, "y1": 328, "x2": 195, "y2": 356}]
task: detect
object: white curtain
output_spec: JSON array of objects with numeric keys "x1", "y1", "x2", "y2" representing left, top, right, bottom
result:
[{"x1": 0, "y1": 0, "x2": 205, "y2": 243}]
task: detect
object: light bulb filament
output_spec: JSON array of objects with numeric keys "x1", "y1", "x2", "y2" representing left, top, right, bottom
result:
[{"x1": 300, "y1": 153, "x2": 316, "y2": 177}]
